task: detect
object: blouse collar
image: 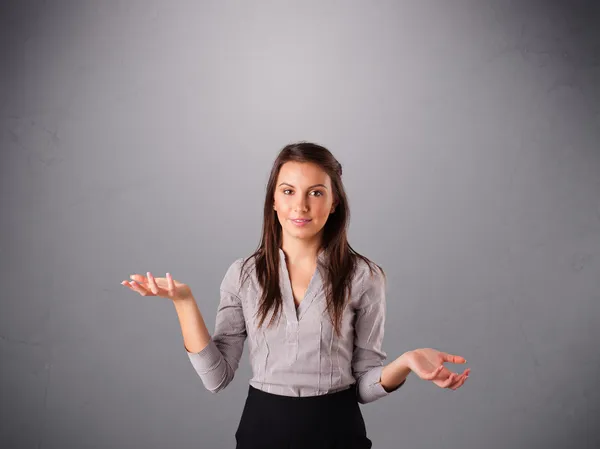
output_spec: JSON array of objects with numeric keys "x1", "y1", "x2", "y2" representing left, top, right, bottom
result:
[{"x1": 278, "y1": 247, "x2": 327, "y2": 265}]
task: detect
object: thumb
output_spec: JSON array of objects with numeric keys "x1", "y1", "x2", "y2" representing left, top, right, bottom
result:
[{"x1": 441, "y1": 353, "x2": 466, "y2": 364}]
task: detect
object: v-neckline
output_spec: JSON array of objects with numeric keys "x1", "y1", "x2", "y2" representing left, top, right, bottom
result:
[{"x1": 278, "y1": 247, "x2": 326, "y2": 323}]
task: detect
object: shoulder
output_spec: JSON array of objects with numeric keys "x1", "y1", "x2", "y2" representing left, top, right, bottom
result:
[
  {"x1": 355, "y1": 255, "x2": 385, "y2": 286},
  {"x1": 219, "y1": 254, "x2": 257, "y2": 296},
  {"x1": 354, "y1": 256, "x2": 386, "y2": 306}
]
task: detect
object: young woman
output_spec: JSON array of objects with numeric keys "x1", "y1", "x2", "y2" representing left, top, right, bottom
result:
[{"x1": 122, "y1": 142, "x2": 470, "y2": 448}]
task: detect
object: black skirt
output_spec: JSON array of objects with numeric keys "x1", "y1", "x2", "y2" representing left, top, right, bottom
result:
[{"x1": 235, "y1": 384, "x2": 373, "y2": 449}]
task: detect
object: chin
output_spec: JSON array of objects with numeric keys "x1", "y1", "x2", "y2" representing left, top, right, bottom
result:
[{"x1": 285, "y1": 226, "x2": 314, "y2": 237}]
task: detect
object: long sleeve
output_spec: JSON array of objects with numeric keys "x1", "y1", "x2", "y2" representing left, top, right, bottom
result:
[
  {"x1": 186, "y1": 258, "x2": 247, "y2": 393},
  {"x1": 352, "y1": 265, "x2": 405, "y2": 404}
]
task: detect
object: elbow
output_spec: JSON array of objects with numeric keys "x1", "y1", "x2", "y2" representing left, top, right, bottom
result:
[
  {"x1": 202, "y1": 376, "x2": 232, "y2": 394},
  {"x1": 354, "y1": 375, "x2": 375, "y2": 405},
  {"x1": 187, "y1": 340, "x2": 240, "y2": 394},
  {"x1": 356, "y1": 389, "x2": 374, "y2": 405},
  {"x1": 199, "y1": 362, "x2": 234, "y2": 394},
  {"x1": 206, "y1": 384, "x2": 227, "y2": 394}
]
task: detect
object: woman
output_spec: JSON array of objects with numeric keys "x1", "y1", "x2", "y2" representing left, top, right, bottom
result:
[{"x1": 122, "y1": 142, "x2": 470, "y2": 448}]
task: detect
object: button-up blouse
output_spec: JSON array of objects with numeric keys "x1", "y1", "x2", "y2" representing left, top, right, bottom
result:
[{"x1": 186, "y1": 248, "x2": 405, "y2": 404}]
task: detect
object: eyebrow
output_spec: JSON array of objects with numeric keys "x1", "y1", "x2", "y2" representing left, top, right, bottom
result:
[{"x1": 278, "y1": 183, "x2": 328, "y2": 189}]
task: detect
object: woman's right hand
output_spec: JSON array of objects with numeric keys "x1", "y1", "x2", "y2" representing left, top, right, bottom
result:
[{"x1": 121, "y1": 272, "x2": 192, "y2": 302}]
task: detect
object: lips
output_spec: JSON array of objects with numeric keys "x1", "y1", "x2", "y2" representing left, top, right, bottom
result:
[{"x1": 291, "y1": 218, "x2": 311, "y2": 222}]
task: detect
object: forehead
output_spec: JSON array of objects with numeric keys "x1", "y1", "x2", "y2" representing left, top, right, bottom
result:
[{"x1": 277, "y1": 161, "x2": 331, "y2": 186}]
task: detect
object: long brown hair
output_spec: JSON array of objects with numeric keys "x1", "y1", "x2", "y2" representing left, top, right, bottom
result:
[{"x1": 240, "y1": 141, "x2": 384, "y2": 336}]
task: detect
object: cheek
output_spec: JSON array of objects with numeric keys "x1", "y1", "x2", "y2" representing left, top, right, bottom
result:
[
  {"x1": 274, "y1": 197, "x2": 289, "y2": 211},
  {"x1": 317, "y1": 204, "x2": 332, "y2": 219}
]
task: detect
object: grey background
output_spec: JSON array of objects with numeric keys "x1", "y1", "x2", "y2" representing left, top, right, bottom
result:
[{"x1": 1, "y1": 1, "x2": 599, "y2": 448}]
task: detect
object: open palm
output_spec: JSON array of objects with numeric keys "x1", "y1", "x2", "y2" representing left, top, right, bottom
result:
[
  {"x1": 406, "y1": 348, "x2": 470, "y2": 390},
  {"x1": 121, "y1": 272, "x2": 192, "y2": 302}
]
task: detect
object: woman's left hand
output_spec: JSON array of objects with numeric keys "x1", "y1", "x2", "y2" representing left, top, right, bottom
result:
[{"x1": 405, "y1": 348, "x2": 470, "y2": 390}]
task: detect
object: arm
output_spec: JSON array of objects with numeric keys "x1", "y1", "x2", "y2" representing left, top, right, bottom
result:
[
  {"x1": 352, "y1": 265, "x2": 407, "y2": 404},
  {"x1": 176, "y1": 258, "x2": 247, "y2": 394},
  {"x1": 380, "y1": 352, "x2": 411, "y2": 392}
]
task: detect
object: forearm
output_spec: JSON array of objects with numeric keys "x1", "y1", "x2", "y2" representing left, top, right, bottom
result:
[
  {"x1": 380, "y1": 351, "x2": 412, "y2": 392},
  {"x1": 172, "y1": 295, "x2": 211, "y2": 353}
]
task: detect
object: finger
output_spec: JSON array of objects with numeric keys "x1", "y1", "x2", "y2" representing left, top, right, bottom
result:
[
  {"x1": 129, "y1": 280, "x2": 151, "y2": 296},
  {"x1": 147, "y1": 272, "x2": 159, "y2": 295},
  {"x1": 445, "y1": 373, "x2": 461, "y2": 388},
  {"x1": 129, "y1": 274, "x2": 147, "y2": 282},
  {"x1": 441, "y1": 353, "x2": 467, "y2": 364},
  {"x1": 166, "y1": 272, "x2": 174, "y2": 297},
  {"x1": 421, "y1": 365, "x2": 444, "y2": 380},
  {"x1": 435, "y1": 366, "x2": 454, "y2": 381},
  {"x1": 440, "y1": 373, "x2": 458, "y2": 388},
  {"x1": 450, "y1": 374, "x2": 468, "y2": 390},
  {"x1": 122, "y1": 281, "x2": 137, "y2": 291},
  {"x1": 448, "y1": 373, "x2": 468, "y2": 390}
]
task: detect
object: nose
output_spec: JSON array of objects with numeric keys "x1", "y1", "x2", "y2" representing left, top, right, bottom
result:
[{"x1": 293, "y1": 196, "x2": 308, "y2": 212}]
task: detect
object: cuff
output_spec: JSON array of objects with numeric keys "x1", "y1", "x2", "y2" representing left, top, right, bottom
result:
[
  {"x1": 358, "y1": 365, "x2": 406, "y2": 404},
  {"x1": 186, "y1": 336, "x2": 223, "y2": 374}
]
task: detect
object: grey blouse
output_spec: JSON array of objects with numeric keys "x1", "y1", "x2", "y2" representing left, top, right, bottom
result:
[{"x1": 186, "y1": 248, "x2": 405, "y2": 404}]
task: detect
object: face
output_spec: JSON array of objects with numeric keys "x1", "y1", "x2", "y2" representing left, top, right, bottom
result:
[{"x1": 273, "y1": 161, "x2": 337, "y2": 244}]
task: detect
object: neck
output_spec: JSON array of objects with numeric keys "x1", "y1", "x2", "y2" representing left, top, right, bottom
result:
[{"x1": 280, "y1": 238, "x2": 323, "y2": 266}]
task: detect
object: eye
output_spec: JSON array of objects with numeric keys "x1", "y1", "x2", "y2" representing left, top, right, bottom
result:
[{"x1": 281, "y1": 189, "x2": 323, "y2": 196}]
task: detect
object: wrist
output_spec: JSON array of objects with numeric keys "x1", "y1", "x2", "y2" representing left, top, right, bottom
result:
[
  {"x1": 172, "y1": 293, "x2": 196, "y2": 309},
  {"x1": 380, "y1": 351, "x2": 413, "y2": 392},
  {"x1": 398, "y1": 350, "x2": 413, "y2": 372}
]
